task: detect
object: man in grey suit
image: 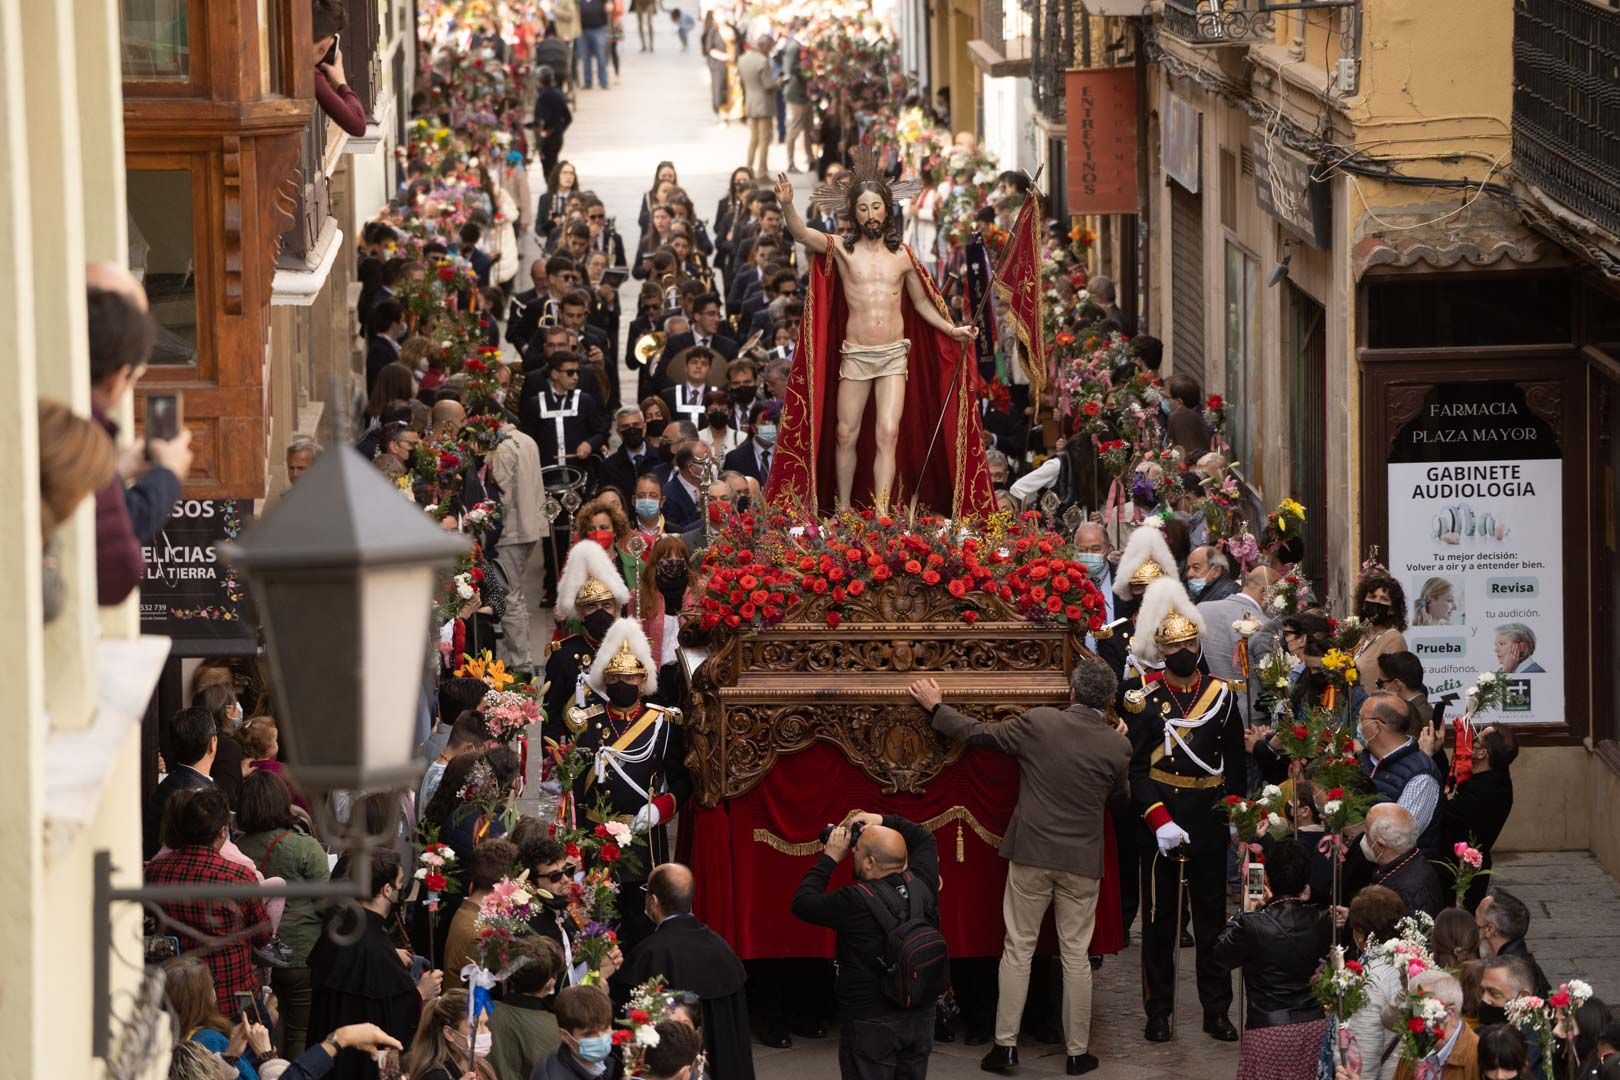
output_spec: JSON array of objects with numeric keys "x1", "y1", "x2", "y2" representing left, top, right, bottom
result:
[
  {"x1": 910, "y1": 656, "x2": 1130, "y2": 1077},
  {"x1": 1197, "y1": 565, "x2": 1279, "y2": 726}
]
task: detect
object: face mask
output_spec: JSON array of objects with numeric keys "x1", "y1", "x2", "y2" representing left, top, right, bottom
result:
[
  {"x1": 731, "y1": 385, "x2": 757, "y2": 405},
  {"x1": 590, "y1": 529, "x2": 615, "y2": 551},
  {"x1": 707, "y1": 410, "x2": 730, "y2": 428},
  {"x1": 1476, "y1": 1003, "x2": 1507, "y2": 1027},
  {"x1": 1076, "y1": 552, "x2": 1106, "y2": 579},
  {"x1": 1159, "y1": 398, "x2": 1171, "y2": 416},
  {"x1": 621, "y1": 426, "x2": 646, "y2": 450},
  {"x1": 605, "y1": 682, "x2": 641, "y2": 708},
  {"x1": 755, "y1": 424, "x2": 777, "y2": 446},
  {"x1": 582, "y1": 609, "x2": 615, "y2": 641},
  {"x1": 1359, "y1": 834, "x2": 1377, "y2": 862},
  {"x1": 656, "y1": 558, "x2": 687, "y2": 584},
  {"x1": 468, "y1": 1030, "x2": 493, "y2": 1057},
  {"x1": 576, "y1": 1034, "x2": 615, "y2": 1063},
  {"x1": 1164, "y1": 649, "x2": 1200, "y2": 678},
  {"x1": 635, "y1": 498, "x2": 661, "y2": 521},
  {"x1": 1188, "y1": 576, "x2": 1207, "y2": 597},
  {"x1": 647, "y1": 419, "x2": 668, "y2": 439},
  {"x1": 1360, "y1": 600, "x2": 1390, "y2": 623}
]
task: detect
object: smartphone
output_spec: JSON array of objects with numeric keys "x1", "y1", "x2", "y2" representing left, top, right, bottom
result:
[
  {"x1": 1243, "y1": 863, "x2": 1267, "y2": 912},
  {"x1": 145, "y1": 392, "x2": 182, "y2": 442},
  {"x1": 321, "y1": 33, "x2": 339, "y2": 66},
  {"x1": 232, "y1": 990, "x2": 260, "y2": 1025}
]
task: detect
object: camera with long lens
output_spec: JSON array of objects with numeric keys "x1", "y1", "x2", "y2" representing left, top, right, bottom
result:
[{"x1": 818, "y1": 819, "x2": 865, "y2": 846}]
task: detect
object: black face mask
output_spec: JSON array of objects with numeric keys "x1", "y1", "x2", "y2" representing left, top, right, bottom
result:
[
  {"x1": 731, "y1": 385, "x2": 757, "y2": 405},
  {"x1": 1164, "y1": 650, "x2": 1201, "y2": 678},
  {"x1": 1359, "y1": 600, "x2": 1390, "y2": 624},
  {"x1": 646, "y1": 419, "x2": 668, "y2": 439},
  {"x1": 605, "y1": 681, "x2": 641, "y2": 708},
  {"x1": 582, "y1": 608, "x2": 615, "y2": 641},
  {"x1": 621, "y1": 426, "x2": 646, "y2": 450},
  {"x1": 707, "y1": 410, "x2": 730, "y2": 429},
  {"x1": 1476, "y1": 1003, "x2": 1507, "y2": 1027}
]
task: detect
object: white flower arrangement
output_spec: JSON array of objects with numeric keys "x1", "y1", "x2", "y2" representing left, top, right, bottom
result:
[
  {"x1": 1322, "y1": 799, "x2": 1343, "y2": 816},
  {"x1": 1567, "y1": 979, "x2": 1593, "y2": 1006},
  {"x1": 604, "y1": 820, "x2": 633, "y2": 846},
  {"x1": 1271, "y1": 595, "x2": 1288, "y2": 613},
  {"x1": 1261, "y1": 784, "x2": 1283, "y2": 802},
  {"x1": 454, "y1": 573, "x2": 476, "y2": 600}
]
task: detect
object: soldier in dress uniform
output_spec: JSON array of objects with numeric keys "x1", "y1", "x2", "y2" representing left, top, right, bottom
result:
[
  {"x1": 542, "y1": 539, "x2": 630, "y2": 728},
  {"x1": 564, "y1": 617, "x2": 691, "y2": 952},
  {"x1": 1121, "y1": 577, "x2": 1245, "y2": 1044}
]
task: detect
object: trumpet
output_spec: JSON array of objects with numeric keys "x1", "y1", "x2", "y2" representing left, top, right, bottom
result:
[{"x1": 630, "y1": 331, "x2": 665, "y2": 369}]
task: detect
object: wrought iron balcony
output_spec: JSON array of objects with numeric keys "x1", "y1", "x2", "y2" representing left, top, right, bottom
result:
[
  {"x1": 1162, "y1": 0, "x2": 1274, "y2": 47},
  {"x1": 1512, "y1": 0, "x2": 1620, "y2": 240}
]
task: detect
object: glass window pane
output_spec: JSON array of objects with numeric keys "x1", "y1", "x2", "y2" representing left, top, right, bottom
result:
[
  {"x1": 125, "y1": 169, "x2": 198, "y2": 366},
  {"x1": 1223, "y1": 241, "x2": 1257, "y2": 470},
  {"x1": 120, "y1": 0, "x2": 190, "y2": 81}
]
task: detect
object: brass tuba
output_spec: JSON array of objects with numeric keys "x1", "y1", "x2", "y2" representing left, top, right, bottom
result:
[{"x1": 630, "y1": 331, "x2": 665, "y2": 370}]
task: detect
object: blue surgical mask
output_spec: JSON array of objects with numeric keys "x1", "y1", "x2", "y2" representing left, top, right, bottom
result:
[
  {"x1": 1188, "y1": 576, "x2": 1207, "y2": 597},
  {"x1": 635, "y1": 498, "x2": 661, "y2": 521},
  {"x1": 576, "y1": 1034, "x2": 614, "y2": 1063},
  {"x1": 756, "y1": 424, "x2": 778, "y2": 446},
  {"x1": 1076, "y1": 552, "x2": 1106, "y2": 579},
  {"x1": 1159, "y1": 397, "x2": 1171, "y2": 416}
]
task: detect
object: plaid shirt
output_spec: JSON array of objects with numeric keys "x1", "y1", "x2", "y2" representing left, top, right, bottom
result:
[{"x1": 145, "y1": 844, "x2": 272, "y2": 1017}]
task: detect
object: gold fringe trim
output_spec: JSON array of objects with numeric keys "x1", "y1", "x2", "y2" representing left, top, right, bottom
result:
[{"x1": 752, "y1": 805, "x2": 1004, "y2": 862}]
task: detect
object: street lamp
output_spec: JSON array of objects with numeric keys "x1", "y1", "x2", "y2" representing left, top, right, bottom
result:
[{"x1": 218, "y1": 446, "x2": 468, "y2": 797}]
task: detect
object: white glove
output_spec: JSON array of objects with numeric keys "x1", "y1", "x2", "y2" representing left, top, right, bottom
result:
[
  {"x1": 633, "y1": 802, "x2": 664, "y2": 832},
  {"x1": 1155, "y1": 821, "x2": 1192, "y2": 854}
]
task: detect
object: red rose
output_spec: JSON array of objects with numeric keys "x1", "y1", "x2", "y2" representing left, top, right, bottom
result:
[
  {"x1": 828, "y1": 566, "x2": 845, "y2": 581},
  {"x1": 922, "y1": 569, "x2": 941, "y2": 585},
  {"x1": 904, "y1": 559, "x2": 923, "y2": 575},
  {"x1": 1045, "y1": 596, "x2": 1063, "y2": 613},
  {"x1": 848, "y1": 579, "x2": 866, "y2": 596},
  {"x1": 1207, "y1": 394, "x2": 1224, "y2": 409},
  {"x1": 750, "y1": 589, "x2": 769, "y2": 605},
  {"x1": 831, "y1": 585, "x2": 848, "y2": 602},
  {"x1": 424, "y1": 872, "x2": 448, "y2": 892},
  {"x1": 629, "y1": 1009, "x2": 651, "y2": 1024},
  {"x1": 1406, "y1": 1018, "x2": 1427, "y2": 1035},
  {"x1": 1344, "y1": 960, "x2": 1364, "y2": 974},
  {"x1": 1328, "y1": 787, "x2": 1345, "y2": 800},
  {"x1": 1030, "y1": 586, "x2": 1047, "y2": 603},
  {"x1": 600, "y1": 843, "x2": 621, "y2": 862},
  {"x1": 1052, "y1": 574, "x2": 1072, "y2": 592},
  {"x1": 962, "y1": 610, "x2": 979, "y2": 624},
  {"x1": 605, "y1": 930, "x2": 617, "y2": 942},
  {"x1": 999, "y1": 585, "x2": 1013, "y2": 601},
  {"x1": 739, "y1": 602, "x2": 757, "y2": 619},
  {"x1": 594, "y1": 825, "x2": 609, "y2": 839},
  {"x1": 947, "y1": 579, "x2": 968, "y2": 598},
  {"x1": 1082, "y1": 400, "x2": 1102, "y2": 417},
  {"x1": 1028, "y1": 563, "x2": 1050, "y2": 580},
  {"x1": 725, "y1": 614, "x2": 742, "y2": 628},
  {"x1": 873, "y1": 565, "x2": 892, "y2": 581},
  {"x1": 437, "y1": 266, "x2": 456, "y2": 282},
  {"x1": 611, "y1": 1030, "x2": 633, "y2": 1045},
  {"x1": 1291, "y1": 724, "x2": 1309, "y2": 740},
  {"x1": 826, "y1": 611, "x2": 841, "y2": 628},
  {"x1": 1224, "y1": 794, "x2": 1243, "y2": 805},
  {"x1": 1549, "y1": 991, "x2": 1572, "y2": 1009},
  {"x1": 798, "y1": 555, "x2": 816, "y2": 571},
  {"x1": 926, "y1": 552, "x2": 945, "y2": 568},
  {"x1": 565, "y1": 843, "x2": 581, "y2": 859},
  {"x1": 701, "y1": 613, "x2": 720, "y2": 630},
  {"x1": 1065, "y1": 604, "x2": 1083, "y2": 620}
]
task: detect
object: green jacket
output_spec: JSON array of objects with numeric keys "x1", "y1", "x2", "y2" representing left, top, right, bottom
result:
[{"x1": 236, "y1": 827, "x2": 330, "y2": 965}]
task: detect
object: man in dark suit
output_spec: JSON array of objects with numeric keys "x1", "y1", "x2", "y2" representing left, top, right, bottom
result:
[
  {"x1": 519, "y1": 350, "x2": 609, "y2": 469},
  {"x1": 509, "y1": 255, "x2": 578, "y2": 353},
  {"x1": 1442, "y1": 725, "x2": 1516, "y2": 912},
  {"x1": 722, "y1": 399, "x2": 778, "y2": 486},
  {"x1": 659, "y1": 348, "x2": 719, "y2": 431},
  {"x1": 557, "y1": 287, "x2": 619, "y2": 410},
  {"x1": 660, "y1": 441, "x2": 712, "y2": 534},
  {"x1": 459, "y1": 223, "x2": 496, "y2": 287},
  {"x1": 914, "y1": 656, "x2": 1130, "y2": 1075},
  {"x1": 506, "y1": 258, "x2": 550, "y2": 347},
  {"x1": 532, "y1": 63, "x2": 572, "y2": 178},
  {"x1": 145, "y1": 705, "x2": 219, "y2": 858},
  {"x1": 726, "y1": 238, "x2": 780, "y2": 316},
  {"x1": 610, "y1": 864, "x2": 755, "y2": 1080},
  {"x1": 364, "y1": 299, "x2": 405, "y2": 390},
  {"x1": 653, "y1": 295, "x2": 736, "y2": 392},
  {"x1": 584, "y1": 197, "x2": 627, "y2": 267},
  {"x1": 599, "y1": 404, "x2": 663, "y2": 501}
]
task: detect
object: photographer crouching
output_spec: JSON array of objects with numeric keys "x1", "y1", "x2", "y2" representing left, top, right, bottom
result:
[{"x1": 791, "y1": 811, "x2": 946, "y2": 1080}]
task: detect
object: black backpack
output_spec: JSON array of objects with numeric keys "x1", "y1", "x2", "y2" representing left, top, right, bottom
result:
[{"x1": 853, "y1": 871, "x2": 950, "y2": 1010}]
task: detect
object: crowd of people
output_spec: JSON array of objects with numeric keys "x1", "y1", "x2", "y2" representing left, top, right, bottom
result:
[{"x1": 95, "y1": 1, "x2": 1620, "y2": 1080}]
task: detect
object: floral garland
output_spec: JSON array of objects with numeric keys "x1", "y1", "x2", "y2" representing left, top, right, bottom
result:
[{"x1": 695, "y1": 506, "x2": 1107, "y2": 634}]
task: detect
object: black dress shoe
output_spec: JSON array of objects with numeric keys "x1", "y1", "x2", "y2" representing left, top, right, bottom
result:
[
  {"x1": 758, "y1": 1024, "x2": 791, "y2": 1049},
  {"x1": 1143, "y1": 1016, "x2": 1172, "y2": 1042},
  {"x1": 964, "y1": 1024, "x2": 993, "y2": 1046},
  {"x1": 1066, "y1": 1053, "x2": 1100, "y2": 1075},
  {"x1": 788, "y1": 1021, "x2": 827, "y2": 1040},
  {"x1": 1180, "y1": 929, "x2": 1196, "y2": 948},
  {"x1": 979, "y1": 1045, "x2": 1018, "y2": 1072},
  {"x1": 1202, "y1": 1014, "x2": 1239, "y2": 1042}
]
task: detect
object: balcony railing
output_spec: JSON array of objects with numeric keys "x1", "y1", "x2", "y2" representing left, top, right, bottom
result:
[
  {"x1": 1512, "y1": 0, "x2": 1620, "y2": 239},
  {"x1": 1162, "y1": 0, "x2": 1274, "y2": 47}
]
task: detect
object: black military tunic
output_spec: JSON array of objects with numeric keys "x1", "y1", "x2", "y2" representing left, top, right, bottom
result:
[
  {"x1": 1122, "y1": 667, "x2": 1246, "y2": 1023},
  {"x1": 564, "y1": 695, "x2": 693, "y2": 951}
]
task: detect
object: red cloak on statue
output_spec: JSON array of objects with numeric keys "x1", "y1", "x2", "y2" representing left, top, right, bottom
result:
[{"x1": 765, "y1": 243, "x2": 998, "y2": 518}]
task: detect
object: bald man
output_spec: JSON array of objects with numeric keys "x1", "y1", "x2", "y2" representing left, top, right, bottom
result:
[
  {"x1": 1197, "y1": 564, "x2": 1280, "y2": 722},
  {"x1": 792, "y1": 811, "x2": 941, "y2": 1080},
  {"x1": 430, "y1": 397, "x2": 467, "y2": 440},
  {"x1": 86, "y1": 262, "x2": 193, "y2": 605},
  {"x1": 610, "y1": 863, "x2": 755, "y2": 1080}
]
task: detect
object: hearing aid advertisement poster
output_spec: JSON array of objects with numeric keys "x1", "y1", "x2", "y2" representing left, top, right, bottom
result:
[{"x1": 1385, "y1": 381, "x2": 1563, "y2": 725}]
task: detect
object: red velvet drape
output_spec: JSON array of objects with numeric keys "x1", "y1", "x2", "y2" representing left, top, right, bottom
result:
[
  {"x1": 690, "y1": 743, "x2": 1123, "y2": 959},
  {"x1": 765, "y1": 245, "x2": 998, "y2": 519}
]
